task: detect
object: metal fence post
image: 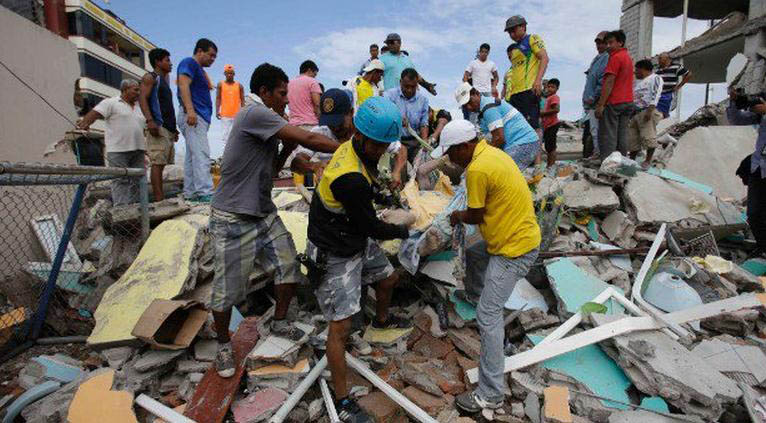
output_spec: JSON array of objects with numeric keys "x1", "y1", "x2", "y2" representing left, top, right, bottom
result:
[
  {"x1": 28, "y1": 183, "x2": 87, "y2": 340},
  {"x1": 139, "y1": 173, "x2": 150, "y2": 241}
]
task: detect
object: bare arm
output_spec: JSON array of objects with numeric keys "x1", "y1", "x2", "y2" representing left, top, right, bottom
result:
[
  {"x1": 311, "y1": 92, "x2": 321, "y2": 120},
  {"x1": 491, "y1": 70, "x2": 499, "y2": 90},
  {"x1": 676, "y1": 71, "x2": 692, "y2": 91},
  {"x1": 138, "y1": 73, "x2": 159, "y2": 136},
  {"x1": 289, "y1": 152, "x2": 325, "y2": 181},
  {"x1": 390, "y1": 146, "x2": 407, "y2": 189},
  {"x1": 419, "y1": 125, "x2": 429, "y2": 144},
  {"x1": 450, "y1": 207, "x2": 486, "y2": 225},
  {"x1": 240, "y1": 83, "x2": 246, "y2": 107},
  {"x1": 418, "y1": 76, "x2": 437, "y2": 95},
  {"x1": 432, "y1": 117, "x2": 448, "y2": 142},
  {"x1": 540, "y1": 104, "x2": 560, "y2": 117},
  {"x1": 276, "y1": 125, "x2": 340, "y2": 153},
  {"x1": 490, "y1": 127, "x2": 505, "y2": 148},
  {"x1": 178, "y1": 74, "x2": 197, "y2": 126},
  {"x1": 533, "y1": 48, "x2": 549, "y2": 96},
  {"x1": 76, "y1": 109, "x2": 104, "y2": 130},
  {"x1": 215, "y1": 82, "x2": 222, "y2": 119}
]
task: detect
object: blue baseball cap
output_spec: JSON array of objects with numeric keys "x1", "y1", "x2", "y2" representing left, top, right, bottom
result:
[
  {"x1": 354, "y1": 97, "x2": 401, "y2": 144},
  {"x1": 319, "y1": 88, "x2": 352, "y2": 127}
]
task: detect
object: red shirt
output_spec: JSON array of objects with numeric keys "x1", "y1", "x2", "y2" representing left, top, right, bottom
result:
[
  {"x1": 603, "y1": 48, "x2": 634, "y2": 105},
  {"x1": 542, "y1": 94, "x2": 560, "y2": 130}
]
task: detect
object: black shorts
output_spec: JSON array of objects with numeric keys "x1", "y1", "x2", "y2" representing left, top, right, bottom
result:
[
  {"x1": 510, "y1": 89, "x2": 541, "y2": 130},
  {"x1": 543, "y1": 123, "x2": 561, "y2": 153}
]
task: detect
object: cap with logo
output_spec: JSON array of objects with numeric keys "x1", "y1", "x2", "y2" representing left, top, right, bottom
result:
[
  {"x1": 431, "y1": 119, "x2": 477, "y2": 159},
  {"x1": 363, "y1": 59, "x2": 385, "y2": 74},
  {"x1": 385, "y1": 33, "x2": 402, "y2": 43},
  {"x1": 318, "y1": 88, "x2": 352, "y2": 127},
  {"x1": 353, "y1": 97, "x2": 401, "y2": 144},
  {"x1": 504, "y1": 15, "x2": 527, "y2": 32},
  {"x1": 455, "y1": 82, "x2": 473, "y2": 107}
]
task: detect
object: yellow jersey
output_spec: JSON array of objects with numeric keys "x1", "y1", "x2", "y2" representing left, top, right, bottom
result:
[
  {"x1": 508, "y1": 34, "x2": 546, "y2": 96},
  {"x1": 466, "y1": 140, "x2": 541, "y2": 257},
  {"x1": 355, "y1": 77, "x2": 375, "y2": 108}
]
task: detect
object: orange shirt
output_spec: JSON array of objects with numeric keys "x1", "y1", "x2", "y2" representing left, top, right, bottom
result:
[{"x1": 220, "y1": 81, "x2": 242, "y2": 118}]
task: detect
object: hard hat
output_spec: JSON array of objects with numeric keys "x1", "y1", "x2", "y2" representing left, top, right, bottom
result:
[{"x1": 353, "y1": 97, "x2": 401, "y2": 143}]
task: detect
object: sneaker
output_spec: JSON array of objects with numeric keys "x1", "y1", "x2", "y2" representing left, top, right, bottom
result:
[
  {"x1": 455, "y1": 390, "x2": 503, "y2": 414},
  {"x1": 349, "y1": 331, "x2": 372, "y2": 355},
  {"x1": 336, "y1": 397, "x2": 372, "y2": 423},
  {"x1": 215, "y1": 342, "x2": 235, "y2": 378},
  {"x1": 371, "y1": 315, "x2": 413, "y2": 330},
  {"x1": 270, "y1": 319, "x2": 309, "y2": 344},
  {"x1": 454, "y1": 289, "x2": 478, "y2": 307}
]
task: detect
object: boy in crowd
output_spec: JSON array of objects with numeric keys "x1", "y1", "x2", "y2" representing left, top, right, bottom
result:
[
  {"x1": 627, "y1": 59, "x2": 664, "y2": 169},
  {"x1": 541, "y1": 79, "x2": 561, "y2": 168}
]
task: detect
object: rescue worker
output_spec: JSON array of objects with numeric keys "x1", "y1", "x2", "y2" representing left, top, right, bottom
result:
[{"x1": 306, "y1": 96, "x2": 414, "y2": 422}]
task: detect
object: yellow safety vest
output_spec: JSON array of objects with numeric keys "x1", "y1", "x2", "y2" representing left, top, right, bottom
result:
[{"x1": 317, "y1": 141, "x2": 373, "y2": 214}]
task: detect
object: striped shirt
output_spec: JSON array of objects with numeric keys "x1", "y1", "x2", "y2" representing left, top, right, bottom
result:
[
  {"x1": 656, "y1": 64, "x2": 689, "y2": 93},
  {"x1": 478, "y1": 96, "x2": 538, "y2": 147}
]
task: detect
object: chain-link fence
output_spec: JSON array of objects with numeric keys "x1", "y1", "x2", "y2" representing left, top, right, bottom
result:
[{"x1": 0, "y1": 162, "x2": 149, "y2": 356}]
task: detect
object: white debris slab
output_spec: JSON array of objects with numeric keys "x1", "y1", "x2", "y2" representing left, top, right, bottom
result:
[
  {"x1": 691, "y1": 338, "x2": 766, "y2": 387},
  {"x1": 561, "y1": 180, "x2": 619, "y2": 213}
]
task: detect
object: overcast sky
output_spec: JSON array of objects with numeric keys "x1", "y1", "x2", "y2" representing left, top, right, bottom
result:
[{"x1": 100, "y1": 0, "x2": 726, "y2": 159}]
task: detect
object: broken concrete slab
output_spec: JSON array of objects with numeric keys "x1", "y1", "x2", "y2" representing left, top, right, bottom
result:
[
  {"x1": 600, "y1": 211, "x2": 635, "y2": 249},
  {"x1": 590, "y1": 313, "x2": 742, "y2": 421},
  {"x1": 247, "y1": 335, "x2": 301, "y2": 369},
  {"x1": 545, "y1": 258, "x2": 624, "y2": 317},
  {"x1": 358, "y1": 391, "x2": 409, "y2": 423},
  {"x1": 88, "y1": 214, "x2": 209, "y2": 347},
  {"x1": 607, "y1": 410, "x2": 696, "y2": 423},
  {"x1": 562, "y1": 180, "x2": 620, "y2": 213},
  {"x1": 401, "y1": 386, "x2": 447, "y2": 417},
  {"x1": 525, "y1": 392, "x2": 542, "y2": 423},
  {"x1": 666, "y1": 125, "x2": 756, "y2": 200},
  {"x1": 67, "y1": 369, "x2": 138, "y2": 423},
  {"x1": 448, "y1": 327, "x2": 481, "y2": 360},
  {"x1": 518, "y1": 309, "x2": 560, "y2": 332},
  {"x1": 18, "y1": 354, "x2": 84, "y2": 389},
  {"x1": 623, "y1": 172, "x2": 742, "y2": 226},
  {"x1": 248, "y1": 358, "x2": 310, "y2": 378},
  {"x1": 506, "y1": 278, "x2": 549, "y2": 313},
  {"x1": 231, "y1": 387, "x2": 289, "y2": 423},
  {"x1": 194, "y1": 339, "x2": 217, "y2": 362},
  {"x1": 184, "y1": 318, "x2": 260, "y2": 423},
  {"x1": 103, "y1": 197, "x2": 190, "y2": 232},
  {"x1": 101, "y1": 347, "x2": 135, "y2": 369},
  {"x1": 133, "y1": 350, "x2": 185, "y2": 373},
  {"x1": 176, "y1": 360, "x2": 210, "y2": 374},
  {"x1": 528, "y1": 335, "x2": 630, "y2": 420},
  {"x1": 543, "y1": 385, "x2": 573, "y2": 423},
  {"x1": 691, "y1": 338, "x2": 766, "y2": 387}
]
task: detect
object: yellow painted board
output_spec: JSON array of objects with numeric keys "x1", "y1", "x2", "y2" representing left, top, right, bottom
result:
[
  {"x1": 87, "y1": 216, "x2": 207, "y2": 347},
  {"x1": 278, "y1": 211, "x2": 308, "y2": 255},
  {"x1": 67, "y1": 369, "x2": 138, "y2": 423},
  {"x1": 362, "y1": 325, "x2": 413, "y2": 345}
]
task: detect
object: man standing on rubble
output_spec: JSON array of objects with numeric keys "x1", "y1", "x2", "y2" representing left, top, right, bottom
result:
[
  {"x1": 455, "y1": 82, "x2": 540, "y2": 170},
  {"x1": 380, "y1": 33, "x2": 437, "y2": 95},
  {"x1": 464, "y1": 43, "x2": 499, "y2": 100},
  {"x1": 627, "y1": 59, "x2": 664, "y2": 169},
  {"x1": 432, "y1": 119, "x2": 540, "y2": 414},
  {"x1": 288, "y1": 60, "x2": 322, "y2": 130},
  {"x1": 138, "y1": 48, "x2": 178, "y2": 202},
  {"x1": 385, "y1": 67, "x2": 430, "y2": 164},
  {"x1": 306, "y1": 97, "x2": 414, "y2": 422},
  {"x1": 77, "y1": 79, "x2": 145, "y2": 205},
  {"x1": 582, "y1": 31, "x2": 610, "y2": 159},
  {"x1": 595, "y1": 30, "x2": 634, "y2": 161},
  {"x1": 177, "y1": 38, "x2": 218, "y2": 202},
  {"x1": 209, "y1": 63, "x2": 340, "y2": 378},
  {"x1": 216, "y1": 64, "x2": 245, "y2": 146},
  {"x1": 656, "y1": 53, "x2": 692, "y2": 118},
  {"x1": 728, "y1": 88, "x2": 766, "y2": 258},
  {"x1": 505, "y1": 16, "x2": 549, "y2": 141}
]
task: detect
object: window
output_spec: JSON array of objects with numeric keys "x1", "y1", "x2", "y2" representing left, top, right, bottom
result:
[
  {"x1": 67, "y1": 11, "x2": 145, "y2": 68},
  {"x1": 78, "y1": 53, "x2": 128, "y2": 89}
]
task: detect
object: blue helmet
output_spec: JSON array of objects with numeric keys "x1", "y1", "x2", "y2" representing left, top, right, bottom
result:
[{"x1": 353, "y1": 97, "x2": 401, "y2": 143}]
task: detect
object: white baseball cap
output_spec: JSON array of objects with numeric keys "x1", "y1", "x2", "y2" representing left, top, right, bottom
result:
[
  {"x1": 455, "y1": 82, "x2": 472, "y2": 106},
  {"x1": 363, "y1": 59, "x2": 385, "y2": 73},
  {"x1": 431, "y1": 119, "x2": 477, "y2": 159}
]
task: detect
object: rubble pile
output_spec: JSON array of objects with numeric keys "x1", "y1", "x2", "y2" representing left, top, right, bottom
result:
[{"x1": 1, "y1": 117, "x2": 766, "y2": 423}]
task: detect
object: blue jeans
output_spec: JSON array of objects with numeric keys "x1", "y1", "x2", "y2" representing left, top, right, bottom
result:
[
  {"x1": 466, "y1": 241, "x2": 538, "y2": 402},
  {"x1": 178, "y1": 111, "x2": 213, "y2": 198}
]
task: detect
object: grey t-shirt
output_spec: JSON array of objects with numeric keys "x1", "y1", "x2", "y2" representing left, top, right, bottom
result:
[{"x1": 212, "y1": 101, "x2": 287, "y2": 217}]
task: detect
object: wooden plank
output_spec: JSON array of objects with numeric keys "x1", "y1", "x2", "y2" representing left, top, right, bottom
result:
[{"x1": 184, "y1": 317, "x2": 260, "y2": 423}]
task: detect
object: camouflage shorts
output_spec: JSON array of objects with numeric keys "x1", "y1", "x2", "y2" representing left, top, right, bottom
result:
[
  {"x1": 209, "y1": 208, "x2": 303, "y2": 312},
  {"x1": 307, "y1": 239, "x2": 394, "y2": 322}
]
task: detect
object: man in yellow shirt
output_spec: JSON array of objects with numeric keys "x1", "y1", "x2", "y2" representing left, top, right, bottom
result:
[
  {"x1": 352, "y1": 59, "x2": 384, "y2": 112},
  {"x1": 431, "y1": 119, "x2": 540, "y2": 414},
  {"x1": 505, "y1": 15, "x2": 549, "y2": 134}
]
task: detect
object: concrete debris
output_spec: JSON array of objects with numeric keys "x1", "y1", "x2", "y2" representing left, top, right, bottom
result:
[
  {"x1": 231, "y1": 387, "x2": 289, "y2": 423},
  {"x1": 590, "y1": 313, "x2": 742, "y2": 421},
  {"x1": 562, "y1": 180, "x2": 620, "y2": 213},
  {"x1": 691, "y1": 337, "x2": 766, "y2": 386}
]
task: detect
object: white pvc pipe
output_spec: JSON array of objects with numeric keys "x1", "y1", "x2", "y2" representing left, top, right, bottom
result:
[
  {"x1": 135, "y1": 394, "x2": 197, "y2": 423},
  {"x1": 269, "y1": 356, "x2": 328, "y2": 423},
  {"x1": 319, "y1": 378, "x2": 340, "y2": 423},
  {"x1": 537, "y1": 288, "x2": 615, "y2": 345},
  {"x1": 345, "y1": 353, "x2": 439, "y2": 423}
]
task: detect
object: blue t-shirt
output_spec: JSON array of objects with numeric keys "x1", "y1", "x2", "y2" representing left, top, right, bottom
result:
[
  {"x1": 479, "y1": 96, "x2": 537, "y2": 149},
  {"x1": 176, "y1": 57, "x2": 212, "y2": 123},
  {"x1": 380, "y1": 52, "x2": 415, "y2": 92}
]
